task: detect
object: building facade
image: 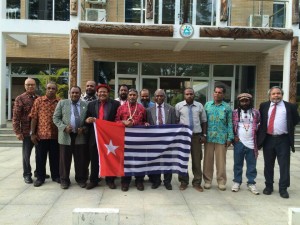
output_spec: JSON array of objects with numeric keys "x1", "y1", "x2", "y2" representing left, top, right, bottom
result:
[{"x1": 0, "y1": 0, "x2": 299, "y2": 127}]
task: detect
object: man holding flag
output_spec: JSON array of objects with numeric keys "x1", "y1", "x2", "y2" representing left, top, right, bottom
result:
[
  {"x1": 85, "y1": 84, "x2": 120, "y2": 190},
  {"x1": 115, "y1": 88, "x2": 148, "y2": 191}
]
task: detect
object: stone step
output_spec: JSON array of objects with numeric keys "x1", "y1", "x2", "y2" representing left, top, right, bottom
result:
[
  {"x1": 0, "y1": 134, "x2": 18, "y2": 141},
  {"x1": 0, "y1": 140, "x2": 22, "y2": 147},
  {"x1": 0, "y1": 128, "x2": 15, "y2": 134}
]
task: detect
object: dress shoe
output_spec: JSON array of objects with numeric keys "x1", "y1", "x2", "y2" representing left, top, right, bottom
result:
[
  {"x1": 34, "y1": 172, "x2": 50, "y2": 179},
  {"x1": 263, "y1": 187, "x2": 273, "y2": 195},
  {"x1": 280, "y1": 190, "x2": 289, "y2": 199},
  {"x1": 136, "y1": 182, "x2": 144, "y2": 191},
  {"x1": 121, "y1": 183, "x2": 129, "y2": 192},
  {"x1": 151, "y1": 183, "x2": 160, "y2": 189},
  {"x1": 193, "y1": 185, "x2": 204, "y2": 192},
  {"x1": 78, "y1": 183, "x2": 87, "y2": 188},
  {"x1": 52, "y1": 178, "x2": 61, "y2": 183},
  {"x1": 164, "y1": 183, "x2": 172, "y2": 190},
  {"x1": 204, "y1": 183, "x2": 212, "y2": 189},
  {"x1": 218, "y1": 184, "x2": 226, "y2": 191},
  {"x1": 34, "y1": 179, "x2": 44, "y2": 187},
  {"x1": 86, "y1": 182, "x2": 98, "y2": 190},
  {"x1": 107, "y1": 182, "x2": 116, "y2": 189},
  {"x1": 61, "y1": 183, "x2": 69, "y2": 189},
  {"x1": 179, "y1": 183, "x2": 188, "y2": 190},
  {"x1": 24, "y1": 176, "x2": 33, "y2": 184}
]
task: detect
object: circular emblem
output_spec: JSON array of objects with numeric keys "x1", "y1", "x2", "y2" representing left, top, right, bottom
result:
[{"x1": 180, "y1": 23, "x2": 194, "y2": 38}]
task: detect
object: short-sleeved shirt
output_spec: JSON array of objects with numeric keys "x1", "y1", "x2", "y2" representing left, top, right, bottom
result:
[
  {"x1": 30, "y1": 95, "x2": 60, "y2": 139},
  {"x1": 12, "y1": 92, "x2": 38, "y2": 136},
  {"x1": 175, "y1": 100, "x2": 207, "y2": 133},
  {"x1": 205, "y1": 101, "x2": 234, "y2": 144}
]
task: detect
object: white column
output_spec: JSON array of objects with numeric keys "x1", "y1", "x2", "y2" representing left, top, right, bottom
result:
[
  {"x1": 0, "y1": 33, "x2": 7, "y2": 127},
  {"x1": 0, "y1": 0, "x2": 6, "y2": 19},
  {"x1": 282, "y1": 41, "x2": 291, "y2": 101},
  {"x1": 286, "y1": 0, "x2": 292, "y2": 29},
  {"x1": 174, "y1": 0, "x2": 180, "y2": 25},
  {"x1": 215, "y1": 0, "x2": 221, "y2": 27}
]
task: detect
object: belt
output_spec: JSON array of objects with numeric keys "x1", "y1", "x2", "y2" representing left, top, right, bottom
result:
[{"x1": 267, "y1": 133, "x2": 288, "y2": 138}]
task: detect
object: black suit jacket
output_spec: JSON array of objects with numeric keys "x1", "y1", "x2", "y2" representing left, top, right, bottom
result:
[
  {"x1": 86, "y1": 99, "x2": 120, "y2": 147},
  {"x1": 257, "y1": 100, "x2": 299, "y2": 152}
]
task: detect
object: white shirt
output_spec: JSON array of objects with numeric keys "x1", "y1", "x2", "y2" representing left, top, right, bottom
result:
[
  {"x1": 238, "y1": 110, "x2": 254, "y2": 149},
  {"x1": 268, "y1": 100, "x2": 288, "y2": 135},
  {"x1": 155, "y1": 103, "x2": 165, "y2": 125}
]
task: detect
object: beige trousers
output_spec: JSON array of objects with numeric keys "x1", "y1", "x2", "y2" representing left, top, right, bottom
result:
[{"x1": 203, "y1": 142, "x2": 227, "y2": 185}]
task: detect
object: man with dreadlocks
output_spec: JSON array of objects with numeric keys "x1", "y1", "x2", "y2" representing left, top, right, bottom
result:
[{"x1": 231, "y1": 93, "x2": 260, "y2": 195}]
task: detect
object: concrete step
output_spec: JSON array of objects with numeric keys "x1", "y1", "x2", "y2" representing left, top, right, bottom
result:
[
  {"x1": 0, "y1": 128, "x2": 15, "y2": 134},
  {"x1": 0, "y1": 134, "x2": 18, "y2": 141},
  {"x1": 0, "y1": 140, "x2": 22, "y2": 147}
]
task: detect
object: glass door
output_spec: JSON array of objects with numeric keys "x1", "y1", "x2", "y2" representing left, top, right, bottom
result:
[
  {"x1": 115, "y1": 75, "x2": 139, "y2": 99},
  {"x1": 211, "y1": 79, "x2": 235, "y2": 109}
]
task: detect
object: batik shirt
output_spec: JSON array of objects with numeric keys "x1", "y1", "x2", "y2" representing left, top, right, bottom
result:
[{"x1": 204, "y1": 101, "x2": 234, "y2": 144}]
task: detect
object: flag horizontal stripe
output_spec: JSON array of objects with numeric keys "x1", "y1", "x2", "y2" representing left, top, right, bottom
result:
[
  {"x1": 125, "y1": 140, "x2": 191, "y2": 147},
  {"x1": 125, "y1": 143, "x2": 191, "y2": 150},
  {"x1": 125, "y1": 125, "x2": 192, "y2": 135},
  {"x1": 125, "y1": 171, "x2": 188, "y2": 176},
  {"x1": 124, "y1": 150, "x2": 190, "y2": 158},
  {"x1": 125, "y1": 165, "x2": 188, "y2": 172},
  {"x1": 125, "y1": 154, "x2": 190, "y2": 162},
  {"x1": 125, "y1": 134, "x2": 191, "y2": 142},
  {"x1": 124, "y1": 158, "x2": 189, "y2": 165},
  {"x1": 124, "y1": 153, "x2": 189, "y2": 159},
  {"x1": 124, "y1": 162, "x2": 188, "y2": 169},
  {"x1": 124, "y1": 148, "x2": 190, "y2": 154},
  {"x1": 125, "y1": 131, "x2": 192, "y2": 138}
]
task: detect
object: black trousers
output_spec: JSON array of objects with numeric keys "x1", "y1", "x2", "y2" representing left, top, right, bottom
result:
[
  {"x1": 59, "y1": 133, "x2": 89, "y2": 184},
  {"x1": 263, "y1": 134, "x2": 290, "y2": 191},
  {"x1": 36, "y1": 139, "x2": 59, "y2": 182},
  {"x1": 89, "y1": 143, "x2": 115, "y2": 184},
  {"x1": 121, "y1": 176, "x2": 144, "y2": 185},
  {"x1": 22, "y1": 136, "x2": 35, "y2": 178},
  {"x1": 149, "y1": 174, "x2": 172, "y2": 185}
]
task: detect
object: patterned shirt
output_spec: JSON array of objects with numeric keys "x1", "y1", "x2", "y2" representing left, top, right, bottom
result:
[
  {"x1": 81, "y1": 93, "x2": 97, "y2": 102},
  {"x1": 115, "y1": 102, "x2": 146, "y2": 125},
  {"x1": 233, "y1": 108, "x2": 260, "y2": 158},
  {"x1": 12, "y1": 92, "x2": 38, "y2": 136},
  {"x1": 30, "y1": 96, "x2": 60, "y2": 139},
  {"x1": 204, "y1": 101, "x2": 234, "y2": 144}
]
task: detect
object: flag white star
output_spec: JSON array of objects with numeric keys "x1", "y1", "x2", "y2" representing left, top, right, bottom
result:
[{"x1": 104, "y1": 140, "x2": 119, "y2": 155}]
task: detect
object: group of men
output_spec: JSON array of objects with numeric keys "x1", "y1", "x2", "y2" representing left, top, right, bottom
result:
[{"x1": 13, "y1": 78, "x2": 299, "y2": 199}]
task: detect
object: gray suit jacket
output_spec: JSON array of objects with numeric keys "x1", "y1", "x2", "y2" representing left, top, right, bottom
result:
[
  {"x1": 146, "y1": 103, "x2": 177, "y2": 125},
  {"x1": 53, "y1": 99, "x2": 88, "y2": 145}
]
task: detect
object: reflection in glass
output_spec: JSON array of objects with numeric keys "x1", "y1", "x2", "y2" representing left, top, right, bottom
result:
[
  {"x1": 7, "y1": 0, "x2": 20, "y2": 19},
  {"x1": 193, "y1": 80, "x2": 208, "y2": 105},
  {"x1": 142, "y1": 78, "x2": 158, "y2": 102},
  {"x1": 177, "y1": 64, "x2": 209, "y2": 77},
  {"x1": 271, "y1": 3, "x2": 285, "y2": 28},
  {"x1": 213, "y1": 65, "x2": 234, "y2": 77},
  {"x1": 196, "y1": 0, "x2": 216, "y2": 25},
  {"x1": 142, "y1": 63, "x2": 175, "y2": 76},
  {"x1": 94, "y1": 61, "x2": 115, "y2": 94},
  {"x1": 155, "y1": 0, "x2": 175, "y2": 24},
  {"x1": 125, "y1": 0, "x2": 145, "y2": 23},
  {"x1": 117, "y1": 62, "x2": 138, "y2": 75},
  {"x1": 11, "y1": 63, "x2": 49, "y2": 75}
]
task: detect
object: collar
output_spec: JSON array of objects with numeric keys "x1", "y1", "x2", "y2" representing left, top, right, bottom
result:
[
  {"x1": 156, "y1": 103, "x2": 165, "y2": 108},
  {"x1": 183, "y1": 100, "x2": 195, "y2": 106}
]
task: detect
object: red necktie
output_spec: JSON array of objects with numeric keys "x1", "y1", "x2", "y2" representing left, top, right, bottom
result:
[
  {"x1": 99, "y1": 102, "x2": 105, "y2": 120},
  {"x1": 158, "y1": 105, "x2": 163, "y2": 125},
  {"x1": 267, "y1": 103, "x2": 277, "y2": 134}
]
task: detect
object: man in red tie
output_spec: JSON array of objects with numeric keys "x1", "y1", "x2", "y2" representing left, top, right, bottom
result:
[
  {"x1": 257, "y1": 86, "x2": 299, "y2": 198},
  {"x1": 85, "y1": 84, "x2": 120, "y2": 190}
]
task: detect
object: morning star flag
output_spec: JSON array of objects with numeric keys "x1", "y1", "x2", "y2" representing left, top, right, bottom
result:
[{"x1": 94, "y1": 119, "x2": 192, "y2": 177}]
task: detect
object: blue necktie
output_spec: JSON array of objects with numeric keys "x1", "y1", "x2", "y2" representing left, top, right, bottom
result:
[{"x1": 189, "y1": 105, "x2": 194, "y2": 132}]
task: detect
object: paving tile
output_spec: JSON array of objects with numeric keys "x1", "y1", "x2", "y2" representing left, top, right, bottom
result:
[{"x1": 0, "y1": 189, "x2": 25, "y2": 204}]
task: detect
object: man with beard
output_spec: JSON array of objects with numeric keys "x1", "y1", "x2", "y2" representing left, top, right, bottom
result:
[
  {"x1": 175, "y1": 88, "x2": 207, "y2": 192},
  {"x1": 232, "y1": 93, "x2": 260, "y2": 195},
  {"x1": 115, "y1": 88, "x2": 148, "y2": 191},
  {"x1": 81, "y1": 81, "x2": 97, "y2": 102},
  {"x1": 140, "y1": 89, "x2": 155, "y2": 109},
  {"x1": 257, "y1": 86, "x2": 299, "y2": 198},
  {"x1": 115, "y1": 84, "x2": 128, "y2": 105},
  {"x1": 85, "y1": 84, "x2": 120, "y2": 189}
]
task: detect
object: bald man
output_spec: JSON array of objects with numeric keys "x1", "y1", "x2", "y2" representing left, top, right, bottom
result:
[{"x1": 13, "y1": 78, "x2": 38, "y2": 184}]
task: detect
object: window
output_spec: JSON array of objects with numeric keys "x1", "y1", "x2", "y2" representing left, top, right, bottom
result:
[
  {"x1": 125, "y1": 0, "x2": 145, "y2": 23},
  {"x1": 177, "y1": 64, "x2": 209, "y2": 77},
  {"x1": 272, "y1": 2, "x2": 285, "y2": 28},
  {"x1": 142, "y1": 63, "x2": 175, "y2": 76},
  {"x1": 6, "y1": 0, "x2": 20, "y2": 19},
  {"x1": 154, "y1": 0, "x2": 175, "y2": 24},
  {"x1": 196, "y1": 0, "x2": 216, "y2": 25},
  {"x1": 28, "y1": 0, "x2": 70, "y2": 21}
]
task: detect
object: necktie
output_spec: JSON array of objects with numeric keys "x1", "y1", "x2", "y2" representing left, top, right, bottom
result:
[
  {"x1": 72, "y1": 102, "x2": 80, "y2": 133},
  {"x1": 158, "y1": 105, "x2": 163, "y2": 125},
  {"x1": 189, "y1": 105, "x2": 194, "y2": 131},
  {"x1": 267, "y1": 103, "x2": 277, "y2": 134},
  {"x1": 99, "y1": 102, "x2": 105, "y2": 120}
]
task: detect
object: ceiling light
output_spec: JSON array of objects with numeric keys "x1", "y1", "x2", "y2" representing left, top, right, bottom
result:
[
  {"x1": 219, "y1": 45, "x2": 228, "y2": 49},
  {"x1": 133, "y1": 42, "x2": 141, "y2": 47}
]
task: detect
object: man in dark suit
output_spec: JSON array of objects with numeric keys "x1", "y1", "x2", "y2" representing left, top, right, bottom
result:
[
  {"x1": 85, "y1": 84, "x2": 120, "y2": 190},
  {"x1": 257, "y1": 86, "x2": 299, "y2": 198},
  {"x1": 146, "y1": 89, "x2": 177, "y2": 190}
]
